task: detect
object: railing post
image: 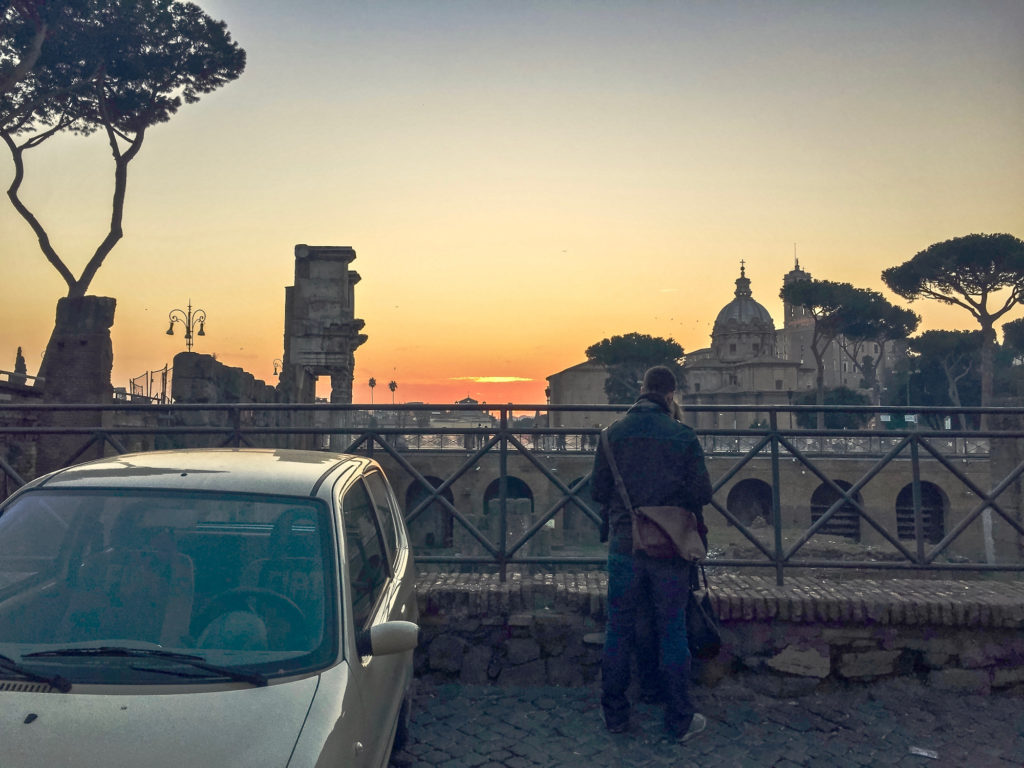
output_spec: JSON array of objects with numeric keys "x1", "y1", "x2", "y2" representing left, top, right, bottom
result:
[
  {"x1": 770, "y1": 409, "x2": 785, "y2": 586},
  {"x1": 911, "y1": 436, "x2": 924, "y2": 564},
  {"x1": 499, "y1": 405, "x2": 509, "y2": 582},
  {"x1": 231, "y1": 406, "x2": 242, "y2": 448}
]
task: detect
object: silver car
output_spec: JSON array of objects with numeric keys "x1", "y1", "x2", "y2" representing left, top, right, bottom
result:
[{"x1": 0, "y1": 449, "x2": 419, "y2": 767}]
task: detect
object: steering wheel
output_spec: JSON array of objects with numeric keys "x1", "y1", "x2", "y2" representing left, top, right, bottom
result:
[{"x1": 194, "y1": 587, "x2": 307, "y2": 650}]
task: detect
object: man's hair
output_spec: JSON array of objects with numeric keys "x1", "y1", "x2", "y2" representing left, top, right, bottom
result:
[{"x1": 642, "y1": 365, "x2": 676, "y2": 396}]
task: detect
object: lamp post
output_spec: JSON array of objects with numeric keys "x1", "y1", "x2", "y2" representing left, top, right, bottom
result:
[
  {"x1": 165, "y1": 300, "x2": 207, "y2": 352},
  {"x1": 273, "y1": 358, "x2": 283, "y2": 377}
]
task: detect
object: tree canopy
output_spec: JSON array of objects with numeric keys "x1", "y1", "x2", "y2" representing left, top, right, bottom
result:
[
  {"x1": 908, "y1": 330, "x2": 982, "y2": 428},
  {"x1": 585, "y1": 332, "x2": 684, "y2": 404},
  {"x1": 837, "y1": 290, "x2": 919, "y2": 398},
  {"x1": 792, "y1": 386, "x2": 872, "y2": 430},
  {"x1": 1, "y1": 0, "x2": 246, "y2": 298},
  {"x1": 881, "y1": 233, "x2": 1024, "y2": 412},
  {"x1": 779, "y1": 278, "x2": 914, "y2": 426}
]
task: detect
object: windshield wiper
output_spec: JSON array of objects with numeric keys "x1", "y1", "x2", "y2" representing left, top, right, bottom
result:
[
  {"x1": 24, "y1": 646, "x2": 267, "y2": 687},
  {"x1": 0, "y1": 652, "x2": 72, "y2": 693}
]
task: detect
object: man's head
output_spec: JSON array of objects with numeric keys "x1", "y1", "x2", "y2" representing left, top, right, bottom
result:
[{"x1": 641, "y1": 366, "x2": 677, "y2": 403}]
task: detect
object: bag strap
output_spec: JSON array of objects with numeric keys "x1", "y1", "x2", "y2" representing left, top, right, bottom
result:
[
  {"x1": 599, "y1": 428, "x2": 634, "y2": 512},
  {"x1": 698, "y1": 563, "x2": 711, "y2": 592}
]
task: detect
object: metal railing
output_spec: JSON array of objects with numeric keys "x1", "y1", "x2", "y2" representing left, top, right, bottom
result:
[{"x1": 0, "y1": 401, "x2": 1022, "y2": 584}]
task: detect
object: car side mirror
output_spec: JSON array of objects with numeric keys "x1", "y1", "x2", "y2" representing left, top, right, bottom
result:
[{"x1": 356, "y1": 620, "x2": 419, "y2": 657}]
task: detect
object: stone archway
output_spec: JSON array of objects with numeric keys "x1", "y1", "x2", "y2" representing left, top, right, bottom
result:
[
  {"x1": 895, "y1": 482, "x2": 947, "y2": 544},
  {"x1": 810, "y1": 480, "x2": 862, "y2": 541},
  {"x1": 726, "y1": 478, "x2": 773, "y2": 526},
  {"x1": 483, "y1": 476, "x2": 538, "y2": 554}
]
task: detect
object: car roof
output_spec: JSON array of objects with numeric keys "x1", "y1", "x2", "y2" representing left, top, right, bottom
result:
[{"x1": 30, "y1": 448, "x2": 373, "y2": 498}]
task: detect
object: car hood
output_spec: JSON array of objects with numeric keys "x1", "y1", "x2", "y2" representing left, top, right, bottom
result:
[{"x1": 1, "y1": 677, "x2": 319, "y2": 768}]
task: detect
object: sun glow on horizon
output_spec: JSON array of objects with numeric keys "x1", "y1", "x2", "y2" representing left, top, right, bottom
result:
[{"x1": 1, "y1": 1, "x2": 1021, "y2": 406}]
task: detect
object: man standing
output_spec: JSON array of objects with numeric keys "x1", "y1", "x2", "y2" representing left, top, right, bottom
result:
[{"x1": 591, "y1": 365, "x2": 712, "y2": 740}]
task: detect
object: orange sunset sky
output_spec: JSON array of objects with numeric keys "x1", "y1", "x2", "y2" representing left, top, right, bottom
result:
[{"x1": 2, "y1": 1, "x2": 1023, "y2": 405}]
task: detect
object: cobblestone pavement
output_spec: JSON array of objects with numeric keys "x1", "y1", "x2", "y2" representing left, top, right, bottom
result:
[{"x1": 390, "y1": 678, "x2": 1024, "y2": 768}]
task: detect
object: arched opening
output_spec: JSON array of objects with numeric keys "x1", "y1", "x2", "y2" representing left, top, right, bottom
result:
[
  {"x1": 726, "y1": 479, "x2": 773, "y2": 527},
  {"x1": 405, "y1": 476, "x2": 454, "y2": 549},
  {"x1": 810, "y1": 480, "x2": 862, "y2": 541},
  {"x1": 895, "y1": 482, "x2": 946, "y2": 544},
  {"x1": 483, "y1": 476, "x2": 534, "y2": 515}
]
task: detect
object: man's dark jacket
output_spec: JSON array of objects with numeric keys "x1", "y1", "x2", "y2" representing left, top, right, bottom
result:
[{"x1": 591, "y1": 395, "x2": 713, "y2": 556}]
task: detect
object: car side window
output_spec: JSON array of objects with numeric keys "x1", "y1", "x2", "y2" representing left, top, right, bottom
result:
[
  {"x1": 341, "y1": 479, "x2": 389, "y2": 628},
  {"x1": 363, "y1": 470, "x2": 400, "y2": 562}
]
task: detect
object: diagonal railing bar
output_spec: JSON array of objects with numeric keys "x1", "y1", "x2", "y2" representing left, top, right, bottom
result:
[
  {"x1": 59, "y1": 432, "x2": 109, "y2": 468},
  {"x1": 0, "y1": 455, "x2": 25, "y2": 488},
  {"x1": 699, "y1": 433, "x2": 780, "y2": 563},
  {"x1": 104, "y1": 432, "x2": 130, "y2": 456},
  {"x1": 6, "y1": 401, "x2": 1024, "y2": 581},
  {"x1": 505, "y1": 475, "x2": 597, "y2": 560},
  {"x1": 395, "y1": 435, "x2": 498, "y2": 519},
  {"x1": 919, "y1": 452, "x2": 1024, "y2": 564},
  {"x1": 779, "y1": 434, "x2": 917, "y2": 563},
  {"x1": 916, "y1": 435, "x2": 1024, "y2": 536},
  {"x1": 705, "y1": 495, "x2": 777, "y2": 563},
  {"x1": 707, "y1": 434, "x2": 779, "y2": 557},
  {"x1": 367, "y1": 431, "x2": 502, "y2": 558},
  {"x1": 339, "y1": 431, "x2": 377, "y2": 454},
  {"x1": 506, "y1": 433, "x2": 600, "y2": 520}
]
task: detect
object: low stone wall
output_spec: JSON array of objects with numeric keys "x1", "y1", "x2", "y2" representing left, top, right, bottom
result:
[{"x1": 414, "y1": 572, "x2": 1024, "y2": 696}]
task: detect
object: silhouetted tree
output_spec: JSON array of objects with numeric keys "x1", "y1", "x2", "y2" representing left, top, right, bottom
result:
[
  {"x1": 908, "y1": 330, "x2": 982, "y2": 429},
  {"x1": 2, "y1": 0, "x2": 245, "y2": 299},
  {"x1": 1002, "y1": 317, "x2": 1024, "y2": 360},
  {"x1": 792, "y1": 386, "x2": 872, "y2": 430},
  {"x1": 585, "y1": 332, "x2": 684, "y2": 404},
  {"x1": 2, "y1": 1, "x2": 245, "y2": 401},
  {"x1": 779, "y1": 279, "x2": 898, "y2": 428},
  {"x1": 882, "y1": 234, "x2": 1024, "y2": 419},
  {"x1": 838, "y1": 292, "x2": 919, "y2": 403}
]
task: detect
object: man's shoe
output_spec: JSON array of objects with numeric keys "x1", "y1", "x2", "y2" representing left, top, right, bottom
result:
[{"x1": 671, "y1": 713, "x2": 706, "y2": 742}]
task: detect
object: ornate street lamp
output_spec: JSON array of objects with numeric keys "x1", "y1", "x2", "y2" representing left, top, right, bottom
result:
[
  {"x1": 273, "y1": 358, "x2": 283, "y2": 377},
  {"x1": 166, "y1": 300, "x2": 207, "y2": 352}
]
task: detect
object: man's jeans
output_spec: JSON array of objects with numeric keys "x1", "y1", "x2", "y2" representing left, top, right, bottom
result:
[{"x1": 602, "y1": 551, "x2": 695, "y2": 734}]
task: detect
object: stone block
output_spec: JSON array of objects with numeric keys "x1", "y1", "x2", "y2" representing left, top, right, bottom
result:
[
  {"x1": 460, "y1": 645, "x2": 493, "y2": 685},
  {"x1": 765, "y1": 645, "x2": 830, "y2": 678},
  {"x1": 928, "y1": 668, "x2": 991, "y2": 695},
  {"x1": 837, "y1": 650, "x2": 900, "y2": 679},
  {"x1": 726, "y1": 622, "x2": 772, "y2": 657},
  {"x1": 427, "y1": 634, "x2": 467, "y2": 673},
  {"x1": 505, "y1": 638, "x2": 541, "y2": 665},
  {"x1": 992, "y1": 665, "x2": 1024, "y2": 688}
]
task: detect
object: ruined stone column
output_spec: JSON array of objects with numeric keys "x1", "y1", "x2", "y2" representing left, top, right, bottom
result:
[{"x1": 36, "y1": 296, "x2": 116, "y2": 475}]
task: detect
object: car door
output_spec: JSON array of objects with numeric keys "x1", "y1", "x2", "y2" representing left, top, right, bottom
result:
[{"x1": 339, "y1": 477, "x2": 407, "y2": 765}]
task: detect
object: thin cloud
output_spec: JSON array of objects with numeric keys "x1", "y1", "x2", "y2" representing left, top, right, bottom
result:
[{"x1": 450, "y1": 376, "x2": 533, "y2": 383}]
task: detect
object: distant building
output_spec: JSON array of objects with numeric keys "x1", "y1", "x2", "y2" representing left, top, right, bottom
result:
[
  {"x1": 545, "y1": 359, "x2": 610, "y2": 430},
  {"x1": 547, "y1": 259, "x2": 905, "y2": 429}
]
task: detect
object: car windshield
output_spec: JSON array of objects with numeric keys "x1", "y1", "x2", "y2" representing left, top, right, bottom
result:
[{"x1": 0, "y1": 488, "x2": 337, "y2": 685}]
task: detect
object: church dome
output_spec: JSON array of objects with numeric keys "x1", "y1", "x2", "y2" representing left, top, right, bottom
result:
[
  {"x1": 710, "y1": 263, "x2": 777, "y2": 363},
  {"x1": 712, "y1": 264, "x2": 774, "y2": 333}
]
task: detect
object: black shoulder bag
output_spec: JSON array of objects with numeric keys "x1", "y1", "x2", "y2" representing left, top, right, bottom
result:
[{"x1": 598, "y1": 429, "x2": 706, "y2": 561}]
